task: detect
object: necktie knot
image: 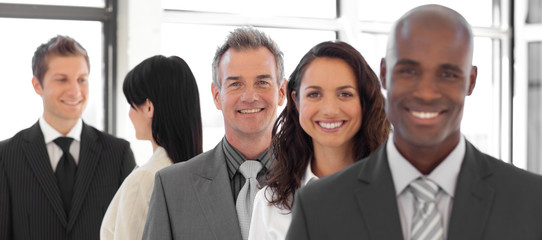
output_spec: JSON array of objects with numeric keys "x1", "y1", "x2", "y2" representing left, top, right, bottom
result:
[
  {"x1": 238, "y1": 160, "x2": 263, "y2": 179},
  {"x1": 54, "y1": 137, "x2": 74, "y2": 153},
  {"x1": 409, "y1": 177, "x2": 439, "y2": 203}
]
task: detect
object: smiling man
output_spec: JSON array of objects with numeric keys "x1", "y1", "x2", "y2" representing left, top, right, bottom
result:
[
  {"x1": 285, "y1": 5, "x2": 542, "y2": 240},
  {"x1": 143, "y1": 27, "x2": 286, "y2": 240},
  {"x1": 0, "y1": 35, "x2": 135, "y2": 240}
]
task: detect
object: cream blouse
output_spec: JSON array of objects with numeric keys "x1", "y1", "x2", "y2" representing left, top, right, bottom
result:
[{"x1": 100, "y1": 147, "x2": 172, "y2": 240}]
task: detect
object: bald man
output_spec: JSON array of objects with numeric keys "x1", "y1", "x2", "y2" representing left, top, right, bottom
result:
[{"x1": 285, "y1": 5, "x2": 542, "y2": 240}]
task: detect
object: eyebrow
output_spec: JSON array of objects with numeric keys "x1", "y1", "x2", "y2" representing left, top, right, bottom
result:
[
  {"x1": 440, "y1": 64, "x2": 463, "y2": 73},
  {"x1": 395, "y1": 59, "x2": 419, "y2": 66},
  {"x1": 225, "y1": 76, "x2": 241, "y2": 81},
  {"x1": 225, "y1": 74, "x2": 272, "y2": 81},
  {"x1": 304, "y1": 85, "x2": 355, "y2": 91},
  {"x1": 256, "y1": 74, "x2": 272, "y2": 79},
  {"x1": 396, "y1": 59, "x2": 464, "y2": 73}
]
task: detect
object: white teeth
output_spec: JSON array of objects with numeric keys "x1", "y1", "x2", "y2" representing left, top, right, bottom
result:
[
  {"x1": 239, "y1": 108, "x2": 262, "y2": 114},
  {"x1": 63, "y1": 101, "x2": 79, "y2": 105},
  {"x1": 318, "y1": 121, "x2": 343, "y2": 129},
  {"x1": 411, "y1": 111, "x2": 439, "y2": 119}
]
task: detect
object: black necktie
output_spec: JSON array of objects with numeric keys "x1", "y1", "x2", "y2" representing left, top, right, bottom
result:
[{"x1": 54, "y1": 137, "x2": 77, "y2": 216}]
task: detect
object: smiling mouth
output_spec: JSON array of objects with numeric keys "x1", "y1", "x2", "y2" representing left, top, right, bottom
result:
[
  {"x1": 411, "y1": 111, "x2": 439, "y2": 119},
  {"x1": 318, "y1": 121, "x2": 344, "y2": 129},
  {"x1": 62, "y1": 100, "x2": 82, "y2": 105},
  {"x1": 238, "y1": 108, "x2": 263, "y2": 114}
]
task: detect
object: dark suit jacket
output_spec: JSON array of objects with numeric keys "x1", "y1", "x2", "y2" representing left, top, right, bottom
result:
[
  {"x1": 142, "y1": 139, "x2": 243, "y2": 240},
  {"x1": 286, "y1": 140, "x2": 542, "y2": 240},
  {"x1": 0, "y1": 121, "x2": 136, "y2": 240}
]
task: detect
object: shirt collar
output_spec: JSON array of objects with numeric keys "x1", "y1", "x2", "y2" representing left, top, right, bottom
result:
[
  {"x1": 222, "y1": 137, "x2": 271, "y2": 179},
  {"x1": 300, "y1": 161, "x2": 319, "y2": 187},
  {"x1": 387, "y1": 134, "x2": 465, "y2": 197},
  {"x1": 39, "y1": 116, "x2": 83, "y2": 144}
]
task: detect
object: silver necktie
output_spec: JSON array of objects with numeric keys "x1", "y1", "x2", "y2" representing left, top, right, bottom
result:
[
  {"x1": 236, "y1": 160, "x2": 263, "y2": 240},
  {"x1": 409, "y1": 177, "x2": 444, "y2": 240}
]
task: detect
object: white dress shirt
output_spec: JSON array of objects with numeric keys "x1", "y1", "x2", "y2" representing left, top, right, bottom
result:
[
  {"x1": 387, "y1": 135, "x2": 465, "y2": 240},
  {"x1": 100, "y1": 146, "x2": 171, "y2": 240},
  {"x1": 39, "y1": 116, "x2": 82, "y2": 171},
  {"x1": 248, "y1": 162, "x2": 319, "y2": 240}
]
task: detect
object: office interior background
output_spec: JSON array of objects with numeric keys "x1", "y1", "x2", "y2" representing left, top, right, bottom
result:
[{"x1": 0, "y1": 0, "x2": 541, "y2": 174}]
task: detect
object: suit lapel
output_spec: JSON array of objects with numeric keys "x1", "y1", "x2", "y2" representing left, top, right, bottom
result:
[
  {"x1": 67, "y1": 123, "x2": 101, "y2": 231},
  {"x1": 447, "y1": 141, "x2": 495, "y2": 240},
  {"x1": 24, "y1": 122, "x2": 68, "y2": 226},
  {"x1": 353, "y1": 142, "x2": 404, "y2": 239},
  {"x1": 192, "y1": 140, "x2": 243, "y2": 239}
]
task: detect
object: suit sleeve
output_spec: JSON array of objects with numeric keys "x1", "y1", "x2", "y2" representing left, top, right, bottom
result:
[
  {"x1": 142, "y1": 171, "x2": 173, "y2": 240},
  {"x1": 120, "y1": 141, "x2": 136, "y2": 180},
  {"x1": 285, "y1": 191, "x2": 310, "y2": 240},
  {"x1": 0, "y1": 145, "x2": 12, "y2": 240}
]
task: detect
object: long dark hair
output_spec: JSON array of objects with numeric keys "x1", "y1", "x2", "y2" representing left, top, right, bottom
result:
[
  {"x1": 266, "y1": 41, "x2": 390, "y2": 210},
  {"x1": 123, "y1": 55, "x2": 203, "y2": 163}
]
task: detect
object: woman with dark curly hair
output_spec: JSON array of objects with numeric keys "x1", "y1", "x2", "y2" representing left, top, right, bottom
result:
[{"x1": 248, "y1": 41, "x2": 390, "y2": 240}]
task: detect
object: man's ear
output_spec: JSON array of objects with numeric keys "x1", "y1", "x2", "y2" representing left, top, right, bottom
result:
[
  {"x1": 467, "y1": 66, "x2": 477, "y2": 96},
  {"x1": 278, "y1": 78, "x2": 287, "y2": 106},
  {"x1": 380, "y1": 58, "x2": 387, "y2": 90},
  {"x1": 211, "y1": 83, "x2": 222, "y2": 110},
  {"x1": 145, "y1": 99, "x2": 154, "y2": 118},
  {"x1": 32, "y1": 76, "x2": 43, "y2": 96}
]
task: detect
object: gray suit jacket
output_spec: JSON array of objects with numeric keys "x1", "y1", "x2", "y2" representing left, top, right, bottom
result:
[
  {"x1": 286, "y1": 140, "x2": 542, "y2": 240},
  {"x1": 142, "y1": 139, "x2": 243, "y2": 240},
  {"x1": 0, "y1": 121, "x2": 136, "y2": 240}
]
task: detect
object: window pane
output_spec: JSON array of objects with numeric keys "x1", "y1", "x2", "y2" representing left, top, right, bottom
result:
[
  {"x1": 358, "y1": 0, "x2": 493, "y2": 27},
  {"x1": 0, "y1": 0, "x2": 104, "y2": 7},
  {"x1": 162, "y1": 0, "x2": 336, "y2": 19},
  {"x1": 463, "y1": 38, "x2": 497, "y2": 159},
  {"x1": 527, "y1": 0, "x2": 542, "y2": 23},
  {"x1": 161, "y1": 23, "x2": 336, "y2": 151},
  {"x1": 0, "y1": 18, "x2": 104, "y2": 141},
  {"x1": 527, "y1": 42, "x2": 542, "y2": 171},
  {"x1": 358, "y1": 33, "x2": 500, "y2": 160}
]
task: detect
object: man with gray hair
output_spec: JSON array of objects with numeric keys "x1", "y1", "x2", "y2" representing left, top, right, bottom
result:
[{"x1": 143, "y1": 27, "x2": 286, "y2": 240}]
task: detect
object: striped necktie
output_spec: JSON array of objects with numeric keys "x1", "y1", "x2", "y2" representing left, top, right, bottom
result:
[
  {"x1": 409, "y1": 177, "x2": 444, "y2": 240},
  {"x1": 235, "y1": 160, "x2": 263, "y2": 240}
]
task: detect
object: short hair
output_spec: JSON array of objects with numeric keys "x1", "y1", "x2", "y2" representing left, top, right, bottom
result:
[
  {"x1": 123, "y1": 55, "x2": 203, "y2": 163},
  {"x1": 266, "y1": 41, "x2": 391, "y2": 210},
  {"x1": 386, "y1": 4, "x2": 474, "y2": 60},
  {"x1": 211, "y1": 27, "x2": 284, "y2": 88},
  {"x1": 32, "y1": 35, "x2": 90, "y2": 85}
]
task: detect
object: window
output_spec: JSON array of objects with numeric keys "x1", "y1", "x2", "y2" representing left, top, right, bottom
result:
[{"x1": 514, "y1": 0, "x2": 542, "y2": 173}]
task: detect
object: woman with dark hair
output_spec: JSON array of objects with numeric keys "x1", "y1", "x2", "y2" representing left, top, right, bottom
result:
[
  {"x1": 248, "y1": 41, "x2": 390, "y2": 239},
  {"x1": 101, "y1": 55, "x2": 202, "y2": 240}
]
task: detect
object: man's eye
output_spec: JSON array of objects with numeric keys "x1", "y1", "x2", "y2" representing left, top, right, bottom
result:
[
  {"x1": 399, "y1": 68, "x2": 416, "y2": 75},
  {"x1": 441, "y1": 71, "x2": 458, "y2": 79}
]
